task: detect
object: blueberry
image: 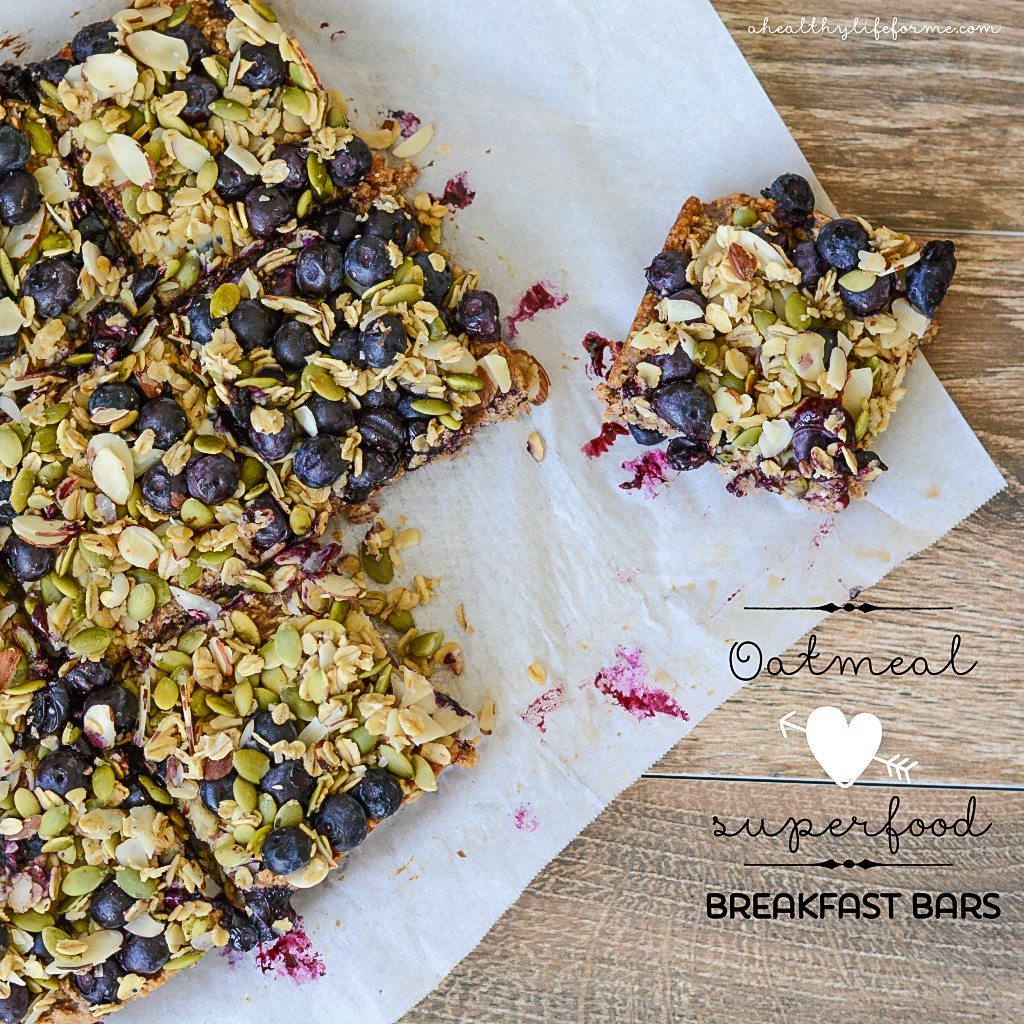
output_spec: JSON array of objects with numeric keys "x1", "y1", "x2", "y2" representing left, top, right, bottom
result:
[
  {"x1": 200, "y1": 772, "x2": 237, "y2": 814},
  {"x1": 238, "y1": 42, "x2": 288, "y2": 90},
  {"x1": 185, "y1": 453, "x2": 240, "y2": 504},
  {"x1": 179, "y1": 72, "x2": 219, "y2": 123},
  {"x1": 905, "y1": 240, "x2": 956, "y2": 317},
  {"x1": 316, "y1": 204, "x2": 359, "y2": 248},
  {"x1": 27, "y1": 680, "x2": 72, "y2": 738},
  {"x1": 261, "y1": 826, "x2": 313, "y2": 875},
  {"x1": 344, "y1": 448, "x2": 400, "y2": 502},
  {"x1": 0, "y1": 925, "x2": 7, "y2": 954},
  {"x1": 292, "y1": 435, "x2": 348, "y2": 489},
  {"x1": 245, "y1": 185, "x2": 295, "y2": 238},
  {"x1": 312, "y1": 793, "x2": 368, "y2": 853},
  {"x1": 229, "y1": 299, "x2": 276, "y2": 350},
  {"x1": 0, "y1": 480, "x2": 12, "y2": 525},
  {"x1": 0, "y1": 169, "x2": 41, "y2": 226},
  {"x1": 22, "y1": 257, "x2": 77, "y2": 317},
  {"x1": 762, "y1": 173, "x2": 815, "y2": 222},
  {"x1": 455, "y1": 290, "x2": 500, "y2": 339},
  {"x1": 359, "y1": 315, "x2": 407, "y2": 368},
  {"x1": 2, "y1": 535, "x2": 54, "y2": 582},
  {"x1": 818, "y1": 328, "x2": 841, "y2": 368},
  {"x1": 305, "y1": 394, "x2": 354, "y2": 436},
  {"x1": 364, "y1": 207, "x2": 417, "y2": 253},
  {"x1": 121, "y1": 776, "x2": 156, "y2": 809},
  {"x1": 645, "y1": 251, "x2": 690, "y2": 298},
  {"x1": 0, "y1": 334, "x2": 18, "y2": 359},
  {"x1": 412, "y1": 252, "x2": 453, "y2": 306},
  {"x1": 650, "y1": 381, "x2": 715, "y2": 440},
  {"x1": 242, "y1": 493, "x2": 290, "y2": 550},
  {"x1": 214, "y1": 152, "x2": 258, "y2": 202},
  {"x1": 650, "y1": 344, "x2": 696, "y2": 384},
  {"x1": 0, "y1": 126, "x2": 30, "y2": 173},
  {"x1": 71, "y1": 21, "x2": 117, "y2": 63},
  {"x1": 790, "y1": 398, "x2": 854, "y2": 464},
  {"x1": 138, "y1": 398, "x2": 188, "y2": 449},
  {"x1": 88, "y1": 301, "x2": 137, "y2": 360},
  {"x1": 119, "y1": 932, "x2": 169, "y2": 977},
  {"x1": 164, "y1": 22, "x2": 212, "y2": 65},
  {"x1": 357, "y1": 408, "x2": 405, "y2": 452},
  {"x1": 628, "y1": 424, "x2": 665, "y2": 446},
  {"x1": 248, "y1": 411, "x2": 295, "y2": 462},
  {"x1": 259, "y1": 761, "x2": 315, "y2": 805},
  {"x1": 36, "y1": 748, "x2": 89, "y2": 795},
  {"x1": 125, "y1": 267, "x2": 159, "y2": 312},
  {"x1": 250, "y1": 709, "x2": 298, "y2": 748},
  {"x1": 272, "y1": 320, "x2": 318, "y2": 369},
  {"x1": 74, "y1": 961, "x2": 124, "y2": 1007},
  {"x1": 815, "y1": 218, "x2": 870, "y2": 272},
  {"x1": 665, "y1": 436, "x2": 711, "y2": 472},
  {"x1": 351, "y1": 768, "x2": 402, "y2": 820},
  {"x1": 77, "y1": 212, "x2": 117, "y2": 260},
  {"x1": 328, "y1": 326, "x2": 363, "y2": 364},
  {"x1": 327, "y1": 138, "x2": 372, "y2": 188},
  {"x1": 30, "y1": 56, "x2": 72, "y2": 86},
  {"x1": 792, "y1": 239, "x2": 828, "y2": 290},
  {"x1": 272, "y1": 143, "x2": 308, "y2": 191},
  {"x1": 89, "y1": 382, "x2": 140, "y2": 416},
  {"x1": 184, "y1": 294, "x2": 224, "y2": 345},
  {"x1": 395, "y1": 392, "x2": 431, "y2": 420},
  {"x1": 140, "y1": 463, "x2": 187, "y2": 515},
  {"x1": 840, "y1": 271, "x2": 894, "y2": 317},
  {"x1": 295, "y1": 239, "x2": 345, "y2": 297},
  {"x1": 27, "y1": 933, "x2": 51, "y2": 964},
  {"x1": 0, "y1": 981, "x2": 30, "y2": 1022},
  {"x1": 63, "y1": 659, "x2": 114, "y2": 698},
  {"x1": 242, "y1": 885, "x2": 296, "y2": 943},
  {"x1": 82, "y1": 685, "x2": 138, "y2": 742},
  {"x1": 90, "y1": 878, "x2": 136, "y2": 929},
  {"x1": 223, "y1": 906, "x2": 260, "y2": 953},
  {"x1": 344, "y1": 235, "x2": 393, "y2": 293}
]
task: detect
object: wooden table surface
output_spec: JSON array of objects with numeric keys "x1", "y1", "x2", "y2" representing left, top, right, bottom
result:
[{"x1": 404, "y1": 3, "x2": 1024, "y2": 1021}]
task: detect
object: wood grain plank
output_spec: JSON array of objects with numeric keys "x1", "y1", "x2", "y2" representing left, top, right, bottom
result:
[
  {"x1": 717, "y1": 1, "x2": 1024, "y2": 233},
  {"x1": 403, "y1": 780, "x2": 1024, "y2": 1023}
]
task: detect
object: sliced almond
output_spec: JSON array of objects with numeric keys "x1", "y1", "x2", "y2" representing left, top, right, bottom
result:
[
  {"x1": 658, "y1": 297, "x2": 704, "y2": 324},
  {"x1": 125, "y1": 30, "x2": 189, "y2": 73},
  {"x1": 81, "y1": 51, "x2": 139, "y2": 100},
  {"x1": 34, "y1": 161, "x2": 76, "y2": 206},
  {"x1": 117, "y1": 526, "x2": 163, "y2": 569},
  {"x1": 164, "y1": 130, "x2": 211, "y2": 173},
  {"x1": 107, "y1": 133, "x2": 156, "y2": 188},
  {"x1": 224, "y1": 141, "x2": 262, "y2": 176},
  {"x1": 785, "y1": 331, "x2": 826, "y2": 381},
  {"x1": 842, "y1": 366, "x2": 874, "y2": 417},
  {"x1": 891, "y1": 296, "x2": 931, "y2": 338},
  {"x1": 12, "y1": 515, "x2": 74, "y2": 548},
  {"x1": 0, "y1": 297, "x2": 26, "y2": 337},
  {"x1": 825, "y1": 346, "x2": 848, "y2": 392},
  {"x1": 758, "y1": 418, "x2": 794, "y2": 459},
  {"x1": 479, "y1": 352, "x2": 512, "y2": 394},
  {"x1": 89, "y1": 434, "x2": 135, "y2": 505},
  {"x1": 392, "y1": 123, "x2": 435, "y2": 160}
]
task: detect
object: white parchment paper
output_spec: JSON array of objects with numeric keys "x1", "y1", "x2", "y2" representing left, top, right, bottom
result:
[{"x1": 5, "y1": 0, "x2": 1005, "y2": 1020}]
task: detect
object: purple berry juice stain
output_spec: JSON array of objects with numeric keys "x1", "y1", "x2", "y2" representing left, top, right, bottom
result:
[
  {"x1": 521, "y1": 688, "x2": 565, "y2": 733},
  {"x1": 581, "y1": 422, "x2": 627, "y2": 459},
  {"x1": 389, "y1": 110, "x2": 422, "y2": 138},
  {"x1": 430, "y1": 171, "x2": 476, "y2": 211},
  {"x1": 589, "y1": 647, "x2": 689, "y2": 722},
  {"x1": 513, "y1": 804, "x2": 539, "y2": 832},
  {"x1": 256, "y1": 918, "x2": 326, "y2": 984},
  {"x1": 504, "y1": 281, "x2": 568, "y2": 339},
  {"x1": 582, "y1": 331, "x2": 620, "y2": 379},
  {"x1": 620, "y1": 449, "x2": 671, "y2": 498}
]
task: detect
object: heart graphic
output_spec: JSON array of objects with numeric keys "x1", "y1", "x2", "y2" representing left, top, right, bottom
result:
[{"x1": 804, "y1": 706, "x2": 882, "y2": 788}]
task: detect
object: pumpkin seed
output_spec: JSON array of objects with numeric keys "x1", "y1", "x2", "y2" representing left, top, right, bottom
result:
[
  {"x1": 281, "y1": 86, "x2": 309, "y2": 118},
  {"x1": 732, "y1": 205, "x2": 758, "y2": 228},
  {"x1": 374, "y1": 664, "x2": 392, "y2": 695},
  {"x1": 732, "y1": 425, "x2": 763, "y2": 449},
  {"x1": 37, "y1": 462, "x2": 64, "y2": 489},
  {"x1": 347, "y1": 725, "x2": 377, "y2": 756},
  {"x1": 68, "y1": 627, "x2": 114, "y2": 657},
  {"x1": 24, "y1": 119, "x2": 53, "y2": 156},
  {"x1": 11, "y1": 910, "x2": 53, "y2": 931},
  {"x1": 249, "y1": 823, "x2": 272, "y2": 854},
  {"x1": 0, "y1": 427, "x2": 22, "y2": 469},
  {"x1": 719, "y1": 373, "x2": 745, "y2": 392},
  {"x1": 195, "y1": 158, "x2": 219, "y2": 194},
  {"x1": 151, "y1": 676, "x2": 176, "y2": 712},
  {"x1": 180, "y1": 498, "x2": 214, "y2": 529},
  {"x1": 91, "y1": 763, "x2": 116, "y2": 802},
  {"x1": 359, "y1": 542, "x2": 393, "y2": 584},
  {"x1": 209, "y1": 98, "x2": 248, "y2": 122},
  {"x1": 165, "y1": 2, "x2": 191, "y2": 26},
  {"x1": 443, "y1": 373, "x2": 484, "y2": 393},
  {"x1": 126, "y1": 582, "x2": 156, "y2": 622},
  {"x1": 784, "y1": 292, "x2": 812, "y2": 329},
  {"x1": 274, "y1": 799, "x2": 303, "y2": 828},
  {"x1": 693, "y1": 341, "x2": 719, "y2": 366},
  {"x1": 306, "y1": 153, "x2": 333, "y2": 201},
  {"x1": 138, "y1": 776, "x2": 172, "y2": 805},
  {"x1": 193, "y1": 434, "x2": 226, "y2": 455},
  {"x1": 281, "y1": 687, "x2": 316, "y2": 721},
  {"x1": 380, "y1": 283, "x2": 423, "y2": 307},
  {"x1": 274, "y1": 622, "x2": 302, "y2": 668},
  {"x1": 301, "y1": 667, "x2": 327, "y2": 706},
  {"x1": 233, "y1": 680, "x2": 255, "y2": 717},
  {"x1": 327, "y1": 106, "x2": 347, "y2": 129},
  {"x1": 305, "y1": 368, "x2": 346, "y2": 402},
  {"x1": 387, "y1": 610, "x2": 414, "y2": 633},
  {"x1": 214, "y1": 843, "x2": 249, "y2": 868},
  {"x1": 206, "y1": 694, "x2": 237, "y2": 717},
  {"x1": 165, "y1": 949, "x2": 204, "y2": 972},
  {"x1": 0, "y1": 252, "x2": 15, "y2": 295},
  {"x1": 295, "y1": 188, "x2": 313, "y2": 219},
  {"x1": 210, "y1": 282, "x2": 241, "y2": 319},
  {"x1": 251, "y1": 0, "x2": 278, "y2": 19},
  {"x1": 289, "y1": 506, "x2": 312, "y2": 536},
  {"x1": 408, "y1": 631, "x2": 444, "y2": 658},
  {"x1": 62, "y1": 865, "x2": 106, "y2": 897},
  {"x1": 233, "y1": 776, "x2": 258, "y2": 814},
  {"x1": 200, "y1": 55, "x2": 229, "y2": 89},
  {"x1": 257, "y1": 793, "x2": 277, "y2": 825},
  {"x1": 233, "y1": 823, "x2": 256, "y2": 844},
  {"x1": 412, "y1": 754, "x2": 437, "y2": 793},
  {"x1": 175, "y1": 250, "x2": 202, "y2": 291},
  {"x1": 855, "y1": 407, "x2": 870, "y2": 441},
  {"x1": 14, "y1": 787, "x2": 40, "y2": 817},
  {"x1": 177, "y1": 562, "x2": 203, "y2": 588},
  {"x1": 409, "y1": 398, "x2": 452, "y2": 417},
  {"x1": 122, "y1": 184, "x2": 142, "y2": 223},
  {"x1": 233, "y1": 749, "x2": 269, "y2": 784},
  {"x1": 240, "y1": 456, "x2": 266, "y2": 489},
  {"x1": 31, "y1": 424, "x2": 58, "y2": 454},
  {"x1": 378, "y1": 744, "x2": 414, "y2": 780},
  {"x1": 38, "y1": 805, "x2": 71, "y2": 838}
]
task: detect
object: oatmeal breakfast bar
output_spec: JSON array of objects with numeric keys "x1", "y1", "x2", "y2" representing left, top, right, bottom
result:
[
  {"x1": 133, "y1": 543, "x2": 476, "y2": 943},
  {"x1": 175, "y1": 193, "x2": 547, "y2": 506},
  {"x1": 597, "y1": 172, "x2": 957, "y2": 510},
  {"x1": 0, "y1": 604, "x2": 227, "y2": 1023},
  {"x1": 34, "y1": 0, "x2": 419, "y2": 307}
]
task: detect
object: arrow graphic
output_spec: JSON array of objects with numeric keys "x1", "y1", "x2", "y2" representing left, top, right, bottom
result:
[{"x1": 779, "y1": 711, "x2": 919, "y2": 783}]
